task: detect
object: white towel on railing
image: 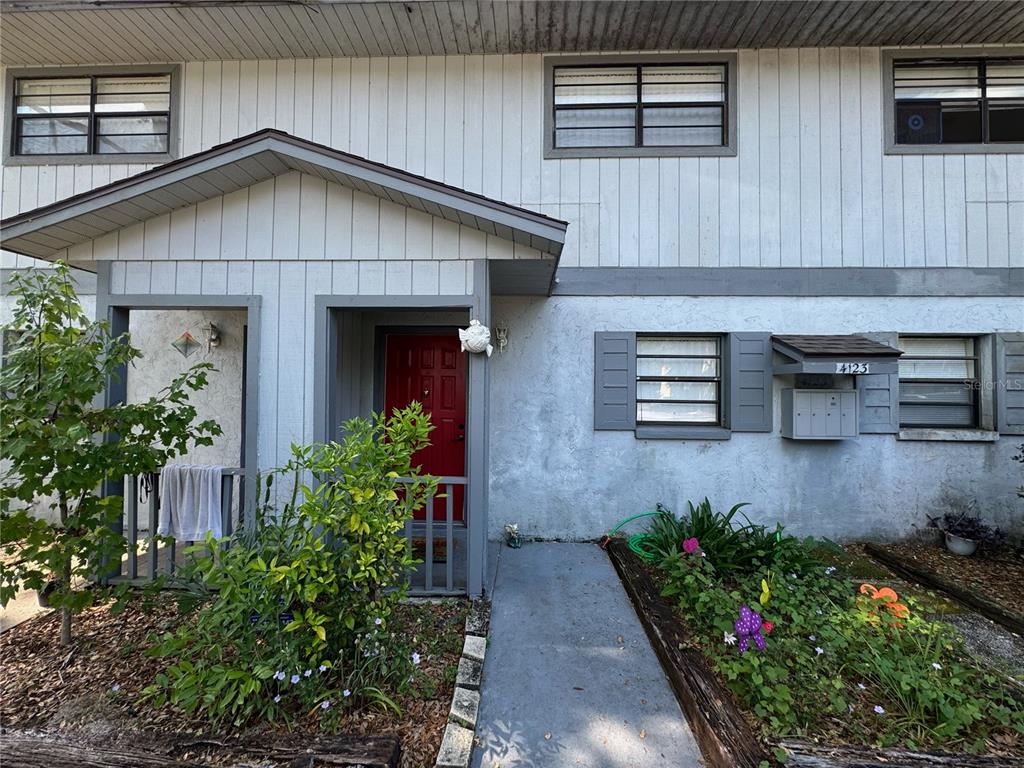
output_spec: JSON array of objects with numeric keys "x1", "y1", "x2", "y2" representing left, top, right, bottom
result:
[{"x1": 157, "y1": 464, "x2": 224, "y2": 541}]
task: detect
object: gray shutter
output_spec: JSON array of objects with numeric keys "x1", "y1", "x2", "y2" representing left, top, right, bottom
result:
[
  {"x1": 594, "y1": 331, "x2": 636, "y2": 430},
  {"x1": 995, "y1": 333, "x2": 1024, "y2": 435},
  {"x1": 728, "y1": 332, "x2": 772, "y2": 432},
  {"x1": 857, "y1": 374, "x2": 899, "y2": 433}
]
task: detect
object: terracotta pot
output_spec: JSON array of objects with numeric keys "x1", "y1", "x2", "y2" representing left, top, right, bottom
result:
[{"x1": 945, "y1": 532, "x2": 978, "y2": 556}]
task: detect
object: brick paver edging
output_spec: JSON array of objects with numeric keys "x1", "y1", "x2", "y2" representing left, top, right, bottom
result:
[{"x1": 434, "y1": 599, "x2": 490, "y2": 768}]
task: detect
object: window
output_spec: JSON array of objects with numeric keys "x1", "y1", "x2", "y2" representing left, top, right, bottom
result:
[
  {"x1": 898, "y1": 337, "x2": 979, "y2": 428},
  {"x1": 892, "y1": 57, "x2": 1024, "y2": 147},
  {"x1": 545, "y1": 56, "x2": 736, "y2": 158},
  {"x1": 11, "y1": 72, "x2": 172, "y2": 158},
  {"x1": 636, "y1": 335, "x2": 722, "y2": 426}
]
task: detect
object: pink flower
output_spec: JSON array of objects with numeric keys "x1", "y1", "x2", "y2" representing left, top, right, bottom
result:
[{"x1": 682, "y1": 537, "x2": 700, "y2": 554}]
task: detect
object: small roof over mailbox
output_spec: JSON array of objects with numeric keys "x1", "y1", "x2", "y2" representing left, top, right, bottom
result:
[{"x1": 772, "y1": 335, "x2": 903, "y2": 375}]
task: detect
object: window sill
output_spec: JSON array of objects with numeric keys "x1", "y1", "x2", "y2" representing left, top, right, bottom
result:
[
  {"x1": 545, "y1": 145, "x2": 737, "y2": 160},
  {"x1": 884, "y1": 143, "x2": 1024, "y2": 156},
  {"x1": 897, "y1": 428, "x2": 999, "y2": 443},
  {"x1": 635, "y1": 425, "x2": 732, "y2": 441},
  {"x1": 3, "y1": 152, "x2": 177, "y2": 167}
]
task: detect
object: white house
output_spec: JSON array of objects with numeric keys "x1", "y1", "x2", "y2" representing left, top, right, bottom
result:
[{"x1": 2, "y1": 1, "x2": 1022, "y2": 597}]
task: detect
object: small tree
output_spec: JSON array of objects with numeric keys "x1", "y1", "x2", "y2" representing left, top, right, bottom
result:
[{"x1": 0, "y1": 263, "x2": 221, "y2": 644}]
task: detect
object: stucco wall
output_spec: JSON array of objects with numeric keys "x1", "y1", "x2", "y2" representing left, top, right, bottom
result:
[
  {"x1": 488, "y1": 295, "x2": 1024, "y2": 542},
  {"x1": 126, "y1": 308, "x2": 245, "y2": 469}
]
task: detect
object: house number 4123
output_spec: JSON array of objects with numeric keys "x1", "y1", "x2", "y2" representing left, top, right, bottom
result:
[{"x1": 835, "y1": 362, "x2": 871, "y2": 374}]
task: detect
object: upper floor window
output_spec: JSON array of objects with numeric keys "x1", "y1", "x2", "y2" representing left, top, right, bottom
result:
[
  {"x1": 636, "y1": 335, "x2": 722, "y2": 426},
  {"x1": 888, "y1": 56, "x2": 1024, "y2": 152},
  {"x1": 898, "y1": 336, "x2": 979, "y2": 429},
  {"x1": 9, "y1": 71, "x2": 174, "y2": 162},
  {"x1": 545, "y1": 55, "x2": 736, "y2": 159}
]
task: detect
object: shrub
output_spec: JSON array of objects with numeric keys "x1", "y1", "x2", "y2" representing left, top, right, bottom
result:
[
  {"x1": 146, "y1": 404, "x2": 437, "y2": 725},
  {"x1": 0, "y1": 264, "x2": 219, "y2": 644}
]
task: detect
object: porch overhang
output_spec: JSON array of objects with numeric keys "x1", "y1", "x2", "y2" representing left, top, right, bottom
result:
[
  {"x1": 772, "y1": 334, "x2": 903, "y2": 375},
  {"x1": 2, "y1": 1, "x2": 1022, "y2": 64},
  {"x1": 0, "y1": 129, "x2": 566, "y2": 295}
]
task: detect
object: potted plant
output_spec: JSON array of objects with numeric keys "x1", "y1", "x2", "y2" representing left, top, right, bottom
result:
[{"x1": 941, "y1": 510, "x2": 1006, "y2": 556}]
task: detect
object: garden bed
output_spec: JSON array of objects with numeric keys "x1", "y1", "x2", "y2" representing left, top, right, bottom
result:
[
  {"x1": 864, "y1": 542, "x2": 1024, "y2": 636},
  {"x1": 603, "y1": 502, "x2": 1024, "y2": 767},
  {"x1": 0, "y1": 593, "x2": 467, "y2": 768}
]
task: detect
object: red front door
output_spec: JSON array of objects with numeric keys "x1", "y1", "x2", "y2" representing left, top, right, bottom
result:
[{"x1": 383, "y1": 333, "x2": 466, "y2": 521}]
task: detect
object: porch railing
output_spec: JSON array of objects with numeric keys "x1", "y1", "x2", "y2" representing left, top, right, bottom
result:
[
  {"x1": 401, "y1": 475, "x2": 468, "y2": 596},
  {"x1": 111, "y1": 468, "x2": 245, "y2": 583},
  {"x1": 109, "y1": 470, "x2": 467, "y2": 596}
]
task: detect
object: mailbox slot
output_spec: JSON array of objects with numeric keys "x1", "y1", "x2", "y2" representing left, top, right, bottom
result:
[{"x1": 781, "y1": 389, "x2": 858, "y2": 440}]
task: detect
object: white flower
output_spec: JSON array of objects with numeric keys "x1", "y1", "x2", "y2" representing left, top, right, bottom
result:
[
  {"x1": 343, "y1": 689, "x2": 351, "y2": 697},
  {"x1": 320, "y1": 700, "x2": 331, "y2": 710},
  {"x1": 932, "y1": 662, "x2": 942, "y2": 670},
  {"x1": 111, "y1": 683, "x2": 120, "y2": 693},
  {"x1": 303, "y1": 669, "x2": 312, "y2": 677},
  {"x1": 273, "y1": 694, "x2": 281, "y2": 703},
  {"x1": 815, "y1": 608, "x2": 823, "y2": 615},
  {"x1": 273, "y1": 670, "x2": 285, "y2": 681},
  {"x1": 857, "y1": 682, "x2": 867, "y2": 690},
  {"x1": 808, "y1": 635, "x2": 816, "y2": 642},
  {"x1": 873, "y1": 705, "x2": 885, "y2": 715},
  {"x1": 374, "y1": 617, "x2": 383, "y2": 626},
  {"x1": 825, "y1": 566, "x2": 836, "y2": 575},
  {"x1": 723, "y1": 631, "x2": 737, "y2": 646},
  {"x1": 815, "y1": 646, "x2": 824, "y2": 656},
  {"x1": 318, "y1": 664, "x2": 328, "y2": 673},
  {"x1": 411, "y1": 652, "x2": 422, "y2": 665}
]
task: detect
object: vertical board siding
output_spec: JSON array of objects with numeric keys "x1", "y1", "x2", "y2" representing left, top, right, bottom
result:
[{"x1": 4, "y1": 47, "x2": 1024, "y2": 270}]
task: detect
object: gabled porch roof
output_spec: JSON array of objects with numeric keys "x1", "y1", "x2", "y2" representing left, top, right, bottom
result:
[{"x1": 0, "y1": 128, "x2": 568, "y2": 271}]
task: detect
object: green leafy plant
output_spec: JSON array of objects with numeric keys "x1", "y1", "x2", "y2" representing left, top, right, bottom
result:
[
  {"x1": 644, "y1": 498, "x2": 820, "y2": 577},
  {"x1": 0, "y1": 263, "x2": 220, "y2": 644},
  {"x1": 146, "y1": 404, "x2": 438, "y2": 726}
]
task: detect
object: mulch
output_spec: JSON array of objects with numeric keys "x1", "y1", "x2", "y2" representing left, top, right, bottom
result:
[
  {"x1": 0, "y1": 595, "x2": 466, "y2": 768},
  {"x1": 881, "y1": 541, "x2": 1024, "y2": 619}
]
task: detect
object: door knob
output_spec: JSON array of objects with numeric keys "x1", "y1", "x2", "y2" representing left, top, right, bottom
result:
[
  {"x1": 455, "y1": 435, "x2": 465, "y2": 441},
  {"x1": 422, "y1": 389, "x2": 430, "y2": 397}
]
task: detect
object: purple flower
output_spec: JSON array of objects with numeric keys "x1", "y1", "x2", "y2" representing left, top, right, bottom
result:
[
  {"x1": 808, "y1": 634, "x2": 816, "y2": 642},
  {"x1": 411, "y1": 652, "x2": 421, "y2": 665},
  {"x1": 273, "y1": 670, "x2": 285, "y2": 681},
  {"x1": 374, "y1": 617, "x2": 383, "y2": 626},
  {"x1": 873, "y1": 705, "x2": 885, "y2": 715},
  {"x1": 303, "y1": 669, "x2": 312, "y2": 677},
  {"x1": 318, "y1": 664, "x2": 328, "y2": 673},
  {"x1": 815, "y1": 646, "x2": 824, "y2": 656},
  {"x1": 320, "y1": 700, "x2": 331, "y2": 710},
  {"x1": 273, "y1": 694, "x2": 281, "y2": 703},
  {"x1": 343, "y1": 688, "x2": 351, "y2": 697},
  {"x1": 290, "y1": 674, "x2": 300, "y2": 684}
]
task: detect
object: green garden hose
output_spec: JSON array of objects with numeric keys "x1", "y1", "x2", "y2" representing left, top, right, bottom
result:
[{"x1": 607, "y1": 510, "x2": 663, "y2": 562}]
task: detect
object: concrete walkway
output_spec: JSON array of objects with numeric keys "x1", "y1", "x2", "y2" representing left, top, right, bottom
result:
[{"x1": 472, "y1": 542, "x2": 703, "y2": 768}]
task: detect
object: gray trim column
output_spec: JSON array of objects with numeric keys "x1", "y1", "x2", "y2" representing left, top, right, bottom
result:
[{"x1": 467, "y1": 261, "x2": 490, "y2": 598}]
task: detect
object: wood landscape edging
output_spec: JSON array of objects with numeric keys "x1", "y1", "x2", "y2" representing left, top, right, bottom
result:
[
  {"x1": 863, "y1": 543, "x2": 1024, "y2": 636},
  {"x1": 0, "y1": 730, "x2": 402, "y2": 768},
  {"x1": 603, "y1": 538, "x2": 768, "y2": 768}
]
